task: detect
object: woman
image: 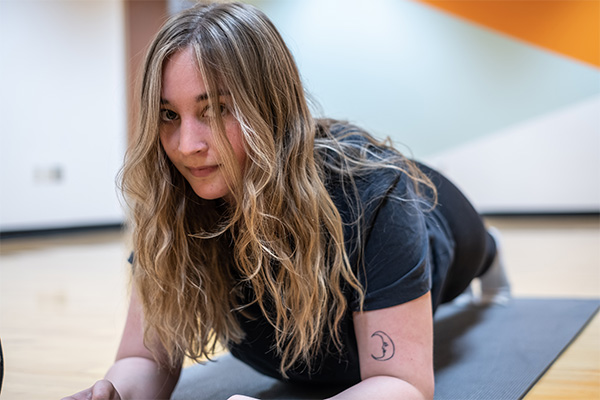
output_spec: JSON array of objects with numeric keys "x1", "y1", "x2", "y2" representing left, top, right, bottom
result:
[{"x1": 65, "y1": 2, "x2": 510, "y2": 399}]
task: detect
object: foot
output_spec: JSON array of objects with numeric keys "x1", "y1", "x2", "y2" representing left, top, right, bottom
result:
[
  {"x1": 476, "y1": 226, "x2": 512, "y2": 306},
  {"x1": 452, "y1": 285, "x2": 476, "y2": 306}
]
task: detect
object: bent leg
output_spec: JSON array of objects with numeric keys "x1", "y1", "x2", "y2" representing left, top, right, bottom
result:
[{"x1": 416, "y1": 163, "x2": 497, "y2": 306}]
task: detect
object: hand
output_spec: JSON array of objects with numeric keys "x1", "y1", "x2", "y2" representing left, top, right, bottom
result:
[
  {"x1": 228, "y1": 395, "x2": 259, "y2": 400},
  {"x1": 62, "y1": 380, "x2": 121, "y2": 400}
]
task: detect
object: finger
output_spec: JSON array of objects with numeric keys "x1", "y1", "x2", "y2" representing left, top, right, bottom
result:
[
  {"x1": 61, "y1": 387, "x2": 93, "y2": 400},
  {"x1": 91, "y1": 380, "x2": 120, "y2": 400}
]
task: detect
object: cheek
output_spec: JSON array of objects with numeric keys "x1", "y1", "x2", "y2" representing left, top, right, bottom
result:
[
  {"x1": 233, "y1": 141, "x2": 247, "y2": 168},
  {"x1": 159, "y1": 132, "x2": 176, "y2": 160},
  {"x1": 227, "y1": 124, "x2": 247, "y2": 168}
]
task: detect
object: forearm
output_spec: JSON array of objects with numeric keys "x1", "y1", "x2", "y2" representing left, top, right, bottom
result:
[
  {"x1": 104, "y1": 356, "x2": 181, "y2": 400},
  {"x1": 327, "y1": 376, "x2": 432, "y2": 400}
]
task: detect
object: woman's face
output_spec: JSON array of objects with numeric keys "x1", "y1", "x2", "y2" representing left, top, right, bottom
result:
[{"x1": 159, "y1": 47, "x2": 246, "y2": 201}]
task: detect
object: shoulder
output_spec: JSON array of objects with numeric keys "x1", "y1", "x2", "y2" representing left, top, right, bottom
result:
[
  {"x1": 320, "y1": 120, "x2": 391, "y2": 155},
  {"x1": 317, "y1": 120, "x2": 422, "y2": 214}
]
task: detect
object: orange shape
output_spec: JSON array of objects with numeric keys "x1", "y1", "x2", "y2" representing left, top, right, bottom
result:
[{"x1": 416, "y1": 0, "x2": 600, "y2": 68}]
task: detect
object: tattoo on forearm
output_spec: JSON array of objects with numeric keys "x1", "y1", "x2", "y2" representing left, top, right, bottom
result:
[{"x1": 370, "y1": 330, "x2": 395, "y2": 361}]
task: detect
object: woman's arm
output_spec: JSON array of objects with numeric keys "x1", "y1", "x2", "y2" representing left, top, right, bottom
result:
[
  {"x1": 63, "y1": 283, "x2": 181, "y2": 400},
  {"x1": 329, "y1": 292, "x2": 434, "y2": 400}
]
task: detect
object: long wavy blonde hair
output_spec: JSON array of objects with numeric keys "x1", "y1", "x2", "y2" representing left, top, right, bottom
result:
[{"x1": 120, "y1": 1, "x2": 435, "y2": 376}]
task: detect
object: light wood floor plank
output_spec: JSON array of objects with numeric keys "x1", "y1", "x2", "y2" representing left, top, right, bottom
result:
[{"x1": 525, "y1": 312, "x2": 599, "y2": 400}]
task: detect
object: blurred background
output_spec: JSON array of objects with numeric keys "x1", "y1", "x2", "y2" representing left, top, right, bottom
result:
[{"x1": 0, "y1": 0, "x2": 598, "y2": 235}]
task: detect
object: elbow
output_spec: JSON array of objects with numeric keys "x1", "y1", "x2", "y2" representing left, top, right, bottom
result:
[
  {"x1": 419, "y1": 371, "x2": 435, "y2": 400},
  {"x1": 420, "y1": 372, "x2": 435, "y2": 400},
  {"x1": 366, "y1": 375, "x2": 434, "y2": 400},
  {"x1": 422, "y1": 382, "x2": 435, "y2": 400},
  {"x1": 406, "y1": 376, "x2": 434, "y2": 400}
]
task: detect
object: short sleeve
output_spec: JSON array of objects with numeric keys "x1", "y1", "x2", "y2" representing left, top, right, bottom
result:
[{"x1": 350, "y1": 176, "x2": 432, "y2": 311}]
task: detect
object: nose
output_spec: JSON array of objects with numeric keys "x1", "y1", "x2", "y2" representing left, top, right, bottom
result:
[{"x1": 178, "y1": 118, "x2": 209, "y2": 156}]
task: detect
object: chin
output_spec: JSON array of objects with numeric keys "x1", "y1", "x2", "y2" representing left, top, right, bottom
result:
[
  {"x1": 192, "y1": 189, "x2": 230, "y2": 201},
  {"x1": 187, "y1": 179, "x2": 233, "y2": 201}
]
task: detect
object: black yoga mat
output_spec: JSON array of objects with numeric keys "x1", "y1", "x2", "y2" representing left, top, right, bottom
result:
[{"x1": 171, "y1": 298, "x2": 599, "y2": 400}]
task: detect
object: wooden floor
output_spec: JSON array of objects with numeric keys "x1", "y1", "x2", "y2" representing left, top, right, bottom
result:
[{"x1": 0, "y1": 216, "x2": 598, "y2": 399}]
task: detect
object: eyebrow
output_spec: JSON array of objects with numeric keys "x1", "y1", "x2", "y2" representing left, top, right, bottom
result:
[{"x1": 160, "y1": 90, "x2": 230, "y2": 105}]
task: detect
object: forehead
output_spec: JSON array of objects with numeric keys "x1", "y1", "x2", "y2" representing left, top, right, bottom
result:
[
  {"x1": 163, "y1": 47, "x2": 202, "y2": 81},
  {"x1": 161, "y1": 48, "x2": 207, "y2": 101},
  {"x1": 161, "y1": 47, "x2": 229, "y2": 102}
]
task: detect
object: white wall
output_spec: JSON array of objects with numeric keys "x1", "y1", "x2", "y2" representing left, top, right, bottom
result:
[
  {"x1": 424, "y1": 95, "x2": 600, "y2": 214},
  {"x1": 0, "y1": 0, "x2": 127, "y2": 231}
]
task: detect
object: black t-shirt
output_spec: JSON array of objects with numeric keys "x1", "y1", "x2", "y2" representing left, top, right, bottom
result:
[{"x1": 229, "y1": 124, "x2": 455, "y2": 385}]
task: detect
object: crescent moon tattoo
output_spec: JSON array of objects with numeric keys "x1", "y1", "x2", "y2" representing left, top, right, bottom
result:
[{"x1": 370, "y1": 330, "x2": 395, "y2": 361}]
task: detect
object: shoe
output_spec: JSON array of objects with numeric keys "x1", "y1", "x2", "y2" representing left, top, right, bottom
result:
[
  {"x1": 476, "y1": 226, "x2": 512, "y2": 306},
  {"x1": 452, "y1": 284, "x2": 476, "y2": 307}
]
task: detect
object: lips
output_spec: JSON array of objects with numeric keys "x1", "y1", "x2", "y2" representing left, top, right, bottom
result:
[{"x1": 187, "y1": 165, "x2": 219, "y2": 178}]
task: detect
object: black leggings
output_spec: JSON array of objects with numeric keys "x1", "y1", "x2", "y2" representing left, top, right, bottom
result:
[{"x1": 416, "y1": 163, "x2": 496, "y2": 307}]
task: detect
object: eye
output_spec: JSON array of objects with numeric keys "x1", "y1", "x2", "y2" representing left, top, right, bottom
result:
[
  {"x1": 159, "y1": 109, "x2": 179, "y2": 122},
  {"x1": 202, "y1": 103, "x2": 228, "y2": 119}
]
